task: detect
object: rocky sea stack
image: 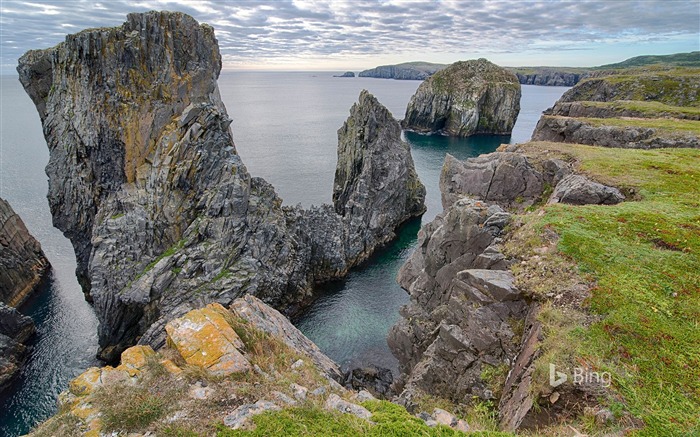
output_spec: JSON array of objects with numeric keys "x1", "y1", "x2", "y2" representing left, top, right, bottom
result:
[
  {"x1": 17, "y1": 11, "x2": 424, "y2": 362},
  {"x1": 402, "y1": 59, "x2": 521, "y2": 137}
]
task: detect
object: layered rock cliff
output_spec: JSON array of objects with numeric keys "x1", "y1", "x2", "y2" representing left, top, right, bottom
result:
[
  {"x1": 358, "y1": 62, "x2": 445, "y2": 80},
  {"x1": 512, "y1": 70, "x2": 586, "y2": 86},
  {"x1": 402, "y1": 59, "x2": 521, "y2": 137},
  {"x1": 18, "y1": 11, "x2": 425, "y2": 362},
  {"x1": 0, "y1": 197, "x2": 50, "y2": 306}
]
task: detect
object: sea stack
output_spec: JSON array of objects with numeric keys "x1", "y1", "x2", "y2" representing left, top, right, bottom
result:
[
  {"x1": 17, "y1": 12, "x2": 425, "y2": 361},
  {"x1": 402, "y1": 59, "x2": 521, "y2": 136}
]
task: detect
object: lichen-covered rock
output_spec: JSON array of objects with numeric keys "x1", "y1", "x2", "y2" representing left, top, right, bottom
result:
[
  {"x1": 0, "y1": 197, "x2": 50, "y2": 306},
  {"x1": 549, "y1": 174, "x2": 625, "y2": 205},
  {"x1": 388, "y1": 199, "x2": 529, "y2": 404},
  {"x1": 18, "y1": 12, "x2": 425, "y2": 361},
  {"x1": 324, "y1": 393, "x2": 373, "y2": 420},
  {"x1": 402, "y1": 59, "x2": 521, "y2": 136},
  {"x1": 0, "y1": 302, "x2": 36, "y2": 392},
  {"x1": 165, "y1": 303, "x2": 250, "y2": 376},
  {"x1": 224, "y1": 400, "x2": 281, "y2": 430},
  {"x1": 440, "y1": 152, "x2": 543, "y2": 208}
]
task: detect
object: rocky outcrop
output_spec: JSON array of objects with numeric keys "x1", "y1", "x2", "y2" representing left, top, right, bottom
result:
[
  {"x1": 388, "y1": 199, "x2": 529, "y2": 406},
  {"x1": 549, "y1": 174, "x2": 625, "y2": 205},
  {"x1": 358, "y1": 62, "x2": 445, "y2": 80},
  {"x1": 532, "y1": 115, "x2": 700, "y2": 149},
  {"x1": 334, "y1": 90, "x2": 426, "y2": 264},
  {"x1": 402, "y1": 59, "x2": 521, "y2": 137},
  {"x1": 0, "y1": 302, "x2": 36, "y2": 392},
  {"x1": 513, "y1": 70, "x2": 586, "y2": 87},
  {"x1": 334, "y1": 71, "x2": 355, "y2": 78},
  {"x1": 18, "y1": 12, "x2": 425, "y2": 362},
  {"x1": 439, "y1": 152, "x2": 544, "y2": 208},
  {"x1": 0, "y1": 197, "x2": 50, "y2": 306}
]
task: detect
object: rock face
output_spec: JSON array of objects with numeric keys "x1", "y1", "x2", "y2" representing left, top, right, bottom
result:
[
  {"x1": 388, "y1": 199, "x2": 529, "y2": 405},
  {"x1": 334, "y1": 90, "x2": 426, "y2": 265},
  {"x1": 532, "y1": 115, "x2": 700, "y2": 149},
  {"x1": 18, "y1": 12, "x2": 425, "y2": 361},
  {"x1": 549, "y1": 174, "x2": 625, "y2": 205},
  {"x1": 0, "y1": 197, "x2": 50, "y2": 306},
  {"x1": 439, "y1": 152, "x2": 544, "y2": 209},
  {"x1": 0, "y1": 302, "x2": 36, "y2": 392},
  {"x1": 513, "y1": 70, "x2": 586, "y2": 87},
  {"x1": 402, "y1": 59, "x2": 521, "y2": 137},
  {"x1": 358, "y1": 62, "x2": 445, "y2": 80}
]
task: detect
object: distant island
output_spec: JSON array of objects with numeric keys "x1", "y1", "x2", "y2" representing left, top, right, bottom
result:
[
  {"x1": 333, "y1": 71, "x2": 355, "y2": 78},
  {"x1": 359, "y1": 51, "x2": 700, "y2": 86}
]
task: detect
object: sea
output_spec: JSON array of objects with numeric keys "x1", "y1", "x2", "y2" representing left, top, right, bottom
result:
[{"x1": 0, "y1": 71, "x2": 567, "y2": 436}]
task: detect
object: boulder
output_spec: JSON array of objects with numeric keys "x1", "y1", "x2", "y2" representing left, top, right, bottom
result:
[
  {"x1": 324, "y1": 393, "x2": 373, "y2": 420},
  {"x1": 402, "y1": 59, "x2": 521, "y2": 136},
  {"x1": 549, "y1": 174, "x2": 625, "y2": 205},
  {"x1": 343, "y1": 365, "x2": 393, "y2": 398},
  {"x1": 223, "y1": 400, "x2": 281, "y2": 430},
  {"x1": 165, "y1": 303, "x2": 251, "y2": 376}
]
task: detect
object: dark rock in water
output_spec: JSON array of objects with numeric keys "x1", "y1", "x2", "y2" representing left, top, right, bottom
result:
[
  {"x1": 343, "y1": 365, "x2": 393, "y2": 398},
  {"x1": 358, "y1": 62, "x2": 445, "y2": 80},
  {"x1": 17, "y1": 12, "x2": 425, "y2": 362},
  {"x1": 402, "y1": 59, "x2": 521, "y2": 137},
  {"x1": 334, "y1": 71, "x2": 355, "y2": 78},
  {"x1": 0, "y1": 197, "x2": 50, "y2": 306},
  {"x1": 0, "y1": 302, "x2": 36, "y2": 392},
  {"x1": 439, "y1": 152, "x2": 543, "y2": 208},
  {"x1": 549, "y1": 174, "x2": 625, "y2": 205},
  {"x1": 388, "y1": 199, "x2": 529, "y2": 404}
]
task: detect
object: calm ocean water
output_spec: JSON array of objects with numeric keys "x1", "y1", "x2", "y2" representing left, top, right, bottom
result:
[{"x1": 0, "y1": 71, "x2": 566, "y2": 435}]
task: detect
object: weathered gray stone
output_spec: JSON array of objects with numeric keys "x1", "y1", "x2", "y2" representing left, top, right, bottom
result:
[
  {"x1": 0, "y1": 197, "x2": 50, "y2": 306},
  {"x1": 440, "y1": 153, "x2": 543, "y2": 208},
  {"x1": 403, "y1": 59, "x2": 521, "y2": 137},
  {"x1": 549, "y1": 174, "x2": 625, "y2": 205},
  {"x1": 324, "y1": 393, "x2": 373, "y2": 420},
  {"x1": 0, "y1": 302, "x2": 36, "y2": 392},
  {"x1": 290, "y1": 383, "x2": 308, "y2": 401},
  {"x1": 17, "y1": 12, "x2": 425, "y2": 362},
  {"x1": 223, "y1": 400, "x2": 281, "y2": 430}
]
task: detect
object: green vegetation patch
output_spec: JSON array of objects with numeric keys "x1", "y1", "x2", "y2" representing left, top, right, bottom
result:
[
  {"x1": 580, "y1": 100, "x2": 700, "y2": 119},
  {"x1": 519, "y1": 142, "x2": 700, "y2": 436}
]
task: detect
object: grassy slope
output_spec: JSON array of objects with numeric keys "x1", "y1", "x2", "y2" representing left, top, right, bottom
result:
[
  {"x1": 580, "y1": 101, "x2": 700, "y2": 119},
  {"x1": 580, "y1": 116, "x2": 700, "y2": 136},
  {"x1": 520, "y1": 142, "x2": 700, "y2": 436},
  {"x1": 595, "y1": 52, "x2": 700, "y2": 70}
]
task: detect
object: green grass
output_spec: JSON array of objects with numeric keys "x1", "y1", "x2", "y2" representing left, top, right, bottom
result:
[
  {"x1": 580, "y1": 100, "x2": 700, "y2": 119},
  {"x1": 595, "y1": 52, "x2": 700, "y2": 70},
  {"x1": 521, "y1": 143, "x2": 700, "y2": 436},
  {"x1": 218, "y1": 400, "x2": 513, "y2": 436},
  {"x1": 580, "y1": 116, "x2": 700, "y2": 136},
  {"x1": 571, "y1": 72, "x2": 700, "y2": 107},
  {"x1": 95, "y1": 384, "x2": 169, "y2": 432}
]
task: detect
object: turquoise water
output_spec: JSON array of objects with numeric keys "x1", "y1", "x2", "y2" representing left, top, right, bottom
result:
[{"x1": 0, "y1": 71, "x2": 566, "y2": 435}]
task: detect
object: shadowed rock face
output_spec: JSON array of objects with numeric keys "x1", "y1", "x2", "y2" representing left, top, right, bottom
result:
[
  {"x1": 18, "y1": 11, "x2": 425, "y2": 362},
  {"x1": 402, "y1": 59, "x2": 521, "y2": 137},
  {"x1": 0, "y1": 302, "x2": 36, "y2": 392},
  {"x1": 0, "y1": 197, "x2": 50, "y2": 306}
]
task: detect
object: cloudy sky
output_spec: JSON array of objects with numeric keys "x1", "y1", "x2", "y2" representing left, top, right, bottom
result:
[{"x1": 0, "y1": 0, "x2": 698, "y2": 74}]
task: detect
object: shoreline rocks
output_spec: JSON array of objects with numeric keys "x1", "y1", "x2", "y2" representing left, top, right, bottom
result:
[
  {"x1": 0, "y1": 303, "x2": 36, "y2": 392},
  {"x1": 402, "y1": 59, "x2": 521, "y2": 137},
  {"x1": 17, "y1": 11, "x2": 425, "y2": 362}
]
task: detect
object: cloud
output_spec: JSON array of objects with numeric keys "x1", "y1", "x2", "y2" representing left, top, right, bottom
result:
[{"x1": 1, "y1": 0, "x2": 698, "y2": 72}]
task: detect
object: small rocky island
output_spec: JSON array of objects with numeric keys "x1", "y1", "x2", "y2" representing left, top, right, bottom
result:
[
  {"x1": 0, "y1": 197, "x2": 50, "y2": 392},
  {"x1": 359, "y1": 61, "x2": 445, "y2": 80},
  {"x1": 402, "y1": 59, "x2": 521, "y2": 137},
  {"x1": 334, "y1": 71, "x2": 355, "y2": 77}
]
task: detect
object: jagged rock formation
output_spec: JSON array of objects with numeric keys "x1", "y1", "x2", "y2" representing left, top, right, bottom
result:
[
  {"x1": 549, "y1": 174, "x2": 625, "y2": 205},
  {"x1": 18, "y1": 12, "x2": 425, "y2": 362},
  {"x1": 0, "y1": 302, "x2": 36, "y2": 392},
  {"x1": 358, "y1": 62, "x2": 445, "y2": 80},
  {"x1": 388, "y1": 199, "x2": 527, "y2": 406},
  {"x1": 402, "y1": 59, "x2": 521, "y2": 137},
  {"x1": 0, "y1": 197, "x2": 50, "y2": 306}
]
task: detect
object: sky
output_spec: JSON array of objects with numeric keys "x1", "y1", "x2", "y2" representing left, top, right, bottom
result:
[{"x1": 0, "y1": 0, "x2": 698, "y2": 74}]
